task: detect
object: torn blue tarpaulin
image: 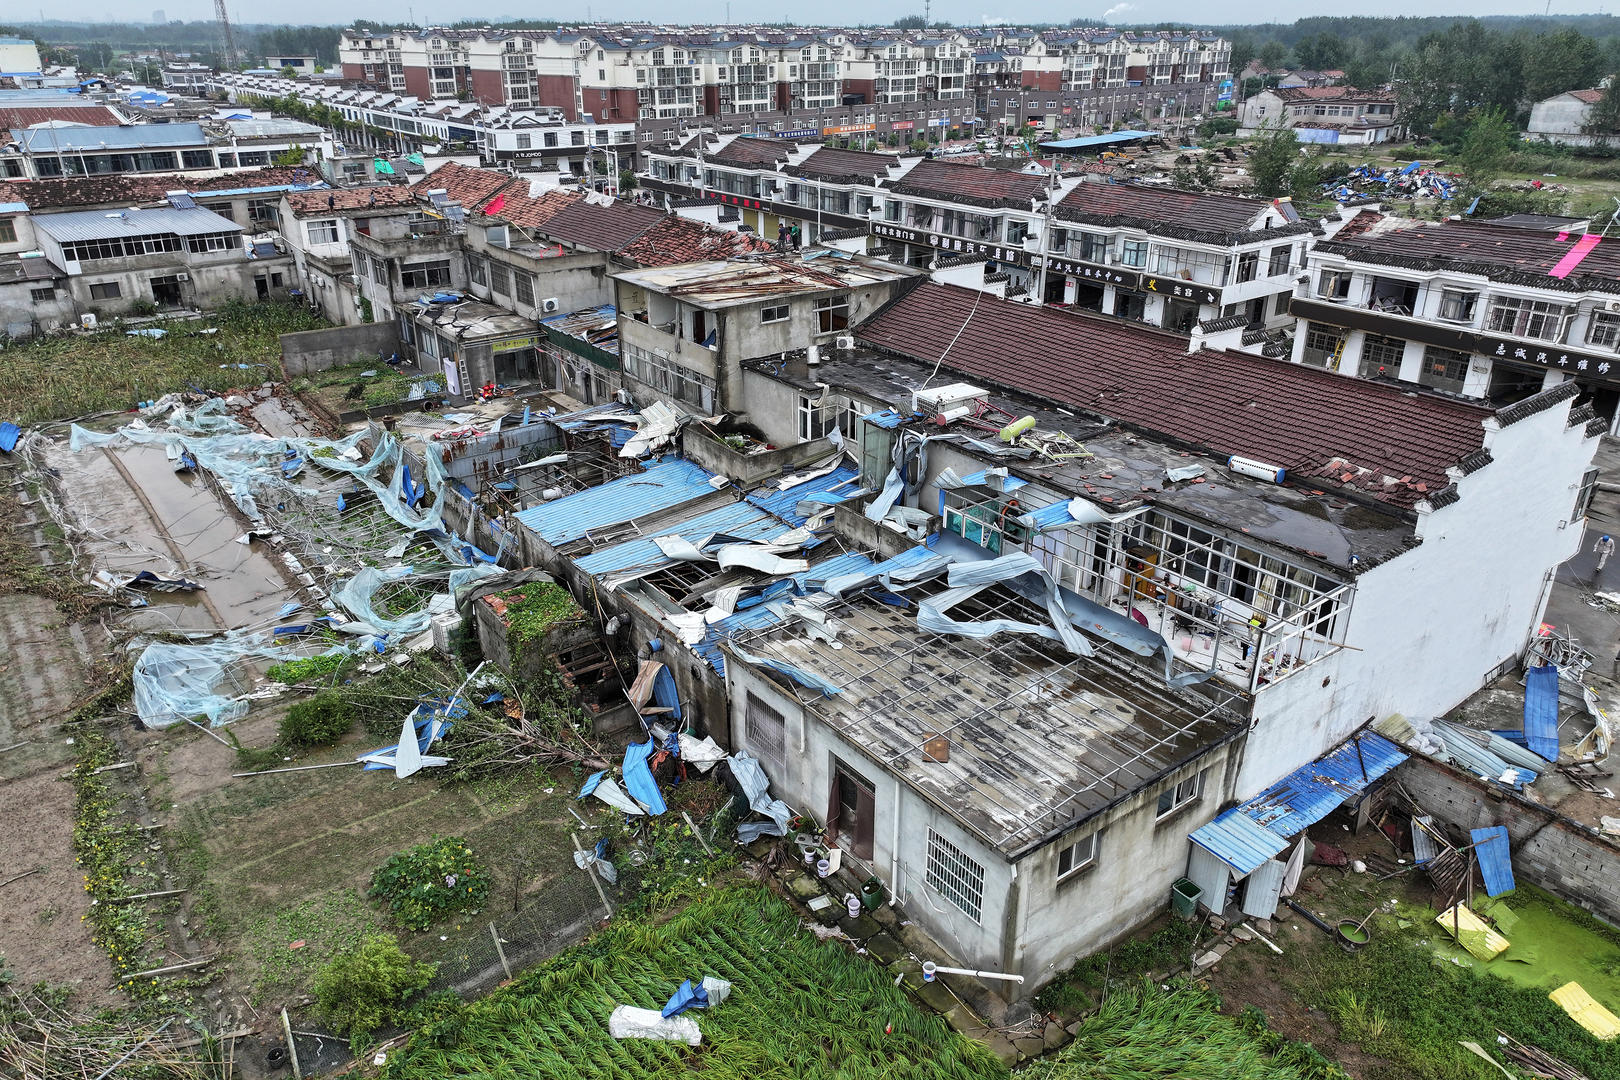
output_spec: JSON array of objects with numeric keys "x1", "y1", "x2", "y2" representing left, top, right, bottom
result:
[
  {"x1": 1471, "y1": 826, "x2": 1515, "y2": 896},
  {"x1": 278, "y1": 601, "x2": 302, "y2": 618},
  {"x1": 662, "y1": 980, "x2": 708, "y2": 1018},
  {"x1": 1524, "y1": 663, "x2": 1560, "y2": 762},
  {"x1": 0, "y1": 422, "x2": 20, "y2": 453},
  {"x1": 401, "y1": 463, "x2": 425, "y2": 508},
  {"x1": 651, "y1": 663, "x2": 683, "y2": 722},
  {"x1": 623, "y1": 738, "x2": 667, "y2": 815}
]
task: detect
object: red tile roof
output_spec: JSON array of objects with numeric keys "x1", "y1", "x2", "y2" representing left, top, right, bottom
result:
[
  {"x1": 1571, "y1": 88, "x2": 1605, "y2": 105},
  {"x1": 3, "y1": 167, "x2": 324, "y2": 210},
  {"x1": 618, "y1": 214, "x2": 775, "y2": 267},
  {"x1": 489, "y1": 187, "x2": 578, "y2": 229},
  {"x1": 536, "y1": 198, "x2": 667, "y2": 252},
  {"x1": 284, "y1": 185, "x2": 416, "y2": 215},
  {"x1": 856, "y1": 282, "x2": 1489, "y2": 504},
  {"x1": 423, "y1": 161, "x2": 522, "y2": 211},
  {"x1": 0, "y1": 105, "x2": 124, "y2": 130},
  {"x1": 888, "y1": 159, "x2": 1051, "y2": 208}
]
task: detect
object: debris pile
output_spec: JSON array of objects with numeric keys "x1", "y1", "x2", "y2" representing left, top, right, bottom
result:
[{"x1": 1324, "y1": 160, "x2": 1459, "y2": 203}]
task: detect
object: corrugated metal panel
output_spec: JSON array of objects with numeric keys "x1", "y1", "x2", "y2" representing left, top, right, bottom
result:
[
  {"x1": 512, "y1": 456, "x2": 714, "y2": 546},
  {"x1": 1524, "y1": 663, "x2": 1560, "y2": 762},
  {"x1": 1189, "y1": 731, "x2": 1407, "y2": 874},
  {"x1": 861, "y1": 409, "x2": 904, "y2": 429},
  {"x1": 576, "y1": 499, "x2": 778, "y2": 578},
  {"x1": 1412, "y1": 815, "x2": 1439, "y2": 864},
  {"x1": 21, "y1": 121, "x2": 208, "y2": 151},
  {"x1": 33, "y1": 205, "x2": 242, "y2": 242},
  {"x1": 1433, "y1": 721, "x2": 1530, "y2": 783},
  {"x1": 743, "y1": 466, "x2": 861, "y2": 518},
  {"x1": 1471, "y1": 826, "x2": 1515, "y2": 896},
  {"x1": 1186, "y1": 844, "x2": 1230, "y2": 914},
  {"x1": 1241, "y1": 858, "x2": 1286, "y2": 919}
]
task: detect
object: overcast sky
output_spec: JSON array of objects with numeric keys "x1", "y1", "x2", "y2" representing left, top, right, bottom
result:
[{"x1": 46, "y1": 1, "x2": 1613, "y2": 29}]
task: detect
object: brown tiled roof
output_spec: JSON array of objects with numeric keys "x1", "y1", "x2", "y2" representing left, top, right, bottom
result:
[
  {"x1": 1274, "y1": 86, "x2": 1393, "y2": 103},
  {"x1": 792, "y1": 145, "x2": 898, "y2": 184},
  {"x1": 856, "y1": 282, "x2": 1490, "y2": 505},
  {"x1": 888, "y1": 159, "x2": 1050, "y2": 208},
  {"x1": 1570, "y1": 88, "x2": 1605, "y2": 104},
  {"x1": 708, "y1": 136, "x2": 797, "y2": 169},
  {"x1": 285, "y1": 185, "x2": 416, "y2": 215},
  {"x1": 423, "y1": 161, "x2": 521, "y2": 211},
  {"x1": 3, "y1": 167, "x2": 324, "y2": 210},
  {"x1": 618, "y1": 214, "x2": 774, "y2": 267},
  {"x1": 0, "y1": 105, "x2": 124, "y2": 130},
  {"x1": 536, "y1": 198, "x2": 666, "y2": 251},
  {"x1": 490, "y1": 187, "x2": 578, "y2": 229},
  {"x1": 1318, "y1": 219, "x2": 1620, "y2": 291},
  {"x1": 1056, "y1": 184, "x2": 1277, "y2": 237},
  {"x1": 189, "y1": 167, "x2": 325, "y2": 192}
]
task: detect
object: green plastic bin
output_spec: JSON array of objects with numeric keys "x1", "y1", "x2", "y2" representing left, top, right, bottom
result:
[{"x1": 1171, "y1": 877, "x2": 1202, "y2": 921}]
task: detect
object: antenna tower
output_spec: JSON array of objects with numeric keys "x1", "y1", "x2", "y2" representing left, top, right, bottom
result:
[{"x1": 214, "y1": 0, "x2": 237, "y2": 65}]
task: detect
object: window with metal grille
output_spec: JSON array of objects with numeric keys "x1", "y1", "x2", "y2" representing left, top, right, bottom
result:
[
  {"x1": 1487, "y1": 295, "x2": 1569, "y2": 341},
  {"x1": 1359, "y1": 334, "x2": 1405, "y2": 378},
  {"x1": 1419, "y1": 346, "x2": 1470, "y2": 393},
  {"x1": 744, "y1": 693, "x2": 785, "y2": 772},
  {"x1": 514, "y1": 270, "x2": 535, "y2": 306},
  {"x1": 925, "y1": 828, "x2": 984, "y2": 924},
  {"x1": 489, "y1": 261, "x2": 511, "y2": 295}
]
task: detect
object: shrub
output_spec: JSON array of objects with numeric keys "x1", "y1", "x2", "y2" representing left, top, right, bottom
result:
[
  {"x1": 312, "y1": 932, "x2": 435, "y2": 1046},
  {"x1": 277, "y1": 691, "x2": 354, "y2": 748},
  {"x1": 368, "y1": 836, "x2": 491, "y2": 931}
]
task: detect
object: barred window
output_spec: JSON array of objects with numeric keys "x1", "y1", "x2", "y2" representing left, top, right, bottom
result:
[
  {"x1": 925, "y1": 828, "x2": 984, "y2": 924},
  {"x1": 622, "y1": 343, "x2": 715, "y2": 410},
  {"x1": 1487, "y1": 295, "x2": 1570, "y2": 341},
  {"x1": 514, "y1": 270, "x2": 535, "y2": 306},
  {"x1": 1419, "y1": 346, "x2": 1470, "y2": 393},
  {"x1": 1359, "y1": 334, "x2": 1405, "y2": 378},
  {"x1": 743, "y1": 693, "x2": 785, "y2": 773},
  {"x1": 489, "y1": 261, "x2": 511, "y2": 295}
]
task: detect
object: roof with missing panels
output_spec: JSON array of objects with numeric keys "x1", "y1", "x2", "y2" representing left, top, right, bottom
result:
[
  {"x1": 856, "y1": 282, "x2": 1491, "y2": 505},
  {"x1": 617, "y1": 213, "x2": 775, "y2": 267},
  {"x1": 285, "y1": 185, "x2": 416, "y2": 215},
  {"x1": 1056, "y1": 183, "x2": 1290, "y2": 239},
  {"x1": 707, "y1": 136, "x2": 798, "y2": 168},
  {"x1": 19, "y1": 122, "x2": 208, "y2": 151},
  {"x1": 0, "y1": 104, "x2": 124, "y2": 130},
  {"x1": 1316, "y1": 219, "x2": 1620, "y2": 291},
  {"x1": 425, "y1": 161, "x2": 520, "y2": 211},
  {"x1": 1, "y1": 167, "x2": 323, "y2": 210},
  {"x1": 614, "y1": 252, "x2": 909, "y2": 307},
  {"x1": 791, "y1": 145, "x2": 902, "y2": 184},
  {"x1": 535, "y1": 198, "x2": 667, "y2": 251},
  {"x1": 33, "y1": 205, "x2": 242, "y2": 242},
  {"x1": 887, "y1": 159, "x2": 1051, "y2": 208}
]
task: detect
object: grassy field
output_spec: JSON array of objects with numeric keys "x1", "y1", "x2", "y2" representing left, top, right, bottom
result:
[
  {"x1": 381, "y1": 883, "x2": 1005, "y2": 1080},
  {"x1": 0, "y1": 299, "x2": 324, "y2": 422}
]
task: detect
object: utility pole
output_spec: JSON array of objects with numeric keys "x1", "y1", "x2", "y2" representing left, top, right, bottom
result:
[{"x1": 213, "y1": 0, "x2": 236, "y2": 67}]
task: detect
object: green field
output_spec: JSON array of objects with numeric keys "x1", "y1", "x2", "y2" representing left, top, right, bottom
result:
[{"x1": 0, "y1": 299, "x2": 324, "y2": 422}]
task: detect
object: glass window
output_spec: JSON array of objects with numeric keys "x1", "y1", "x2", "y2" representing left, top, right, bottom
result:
[
  {"x1": 88, "y1": 281, "x2": 121, "y2": 300},
  {"x1": 1359, "y1": 334, "x2": 1406, "y2": 378},
  {"x1": 813, "y1": 295, "x2": 849, "y2": 333},
  {"x1": 514, "y1": 270, "x2": 535, "y2": 306},
  {"x1": 400, "y1": 260, "x2": 452, "y2": 289},
  {"x1": 1267, "y1": 245, "x2": 1290, "y2": 277},
  {"x1": 1056, "y1": 831, "x2": 1098, "y2": 881},
  {"x1": 1235, "y1": 250, "x2": 1259, "y2": 283},
  {"x1": 1119, "y1": 239, "x2": 1148, "y2": 267},
  {"x1": 1156, "y1": 769, "x2": 1205, "y2": 818},
  {"x1": 1418, "y1": 346, "x2": 1470, "y2": 393},
  {"x1": 1316, "y1": 269, "x2": 1352, "y2": 300},
  {"x1": 761, "y1": 303, "x2": 789, "y2": 324},
  {"x1": 1487, "y1": 296, "x2": 1570, "y2": 341},
  {"x1": 29, "y1": 286, "x2": 53, "y2": 301},
  {"x1": 305, "y1": 219, "x2": 339, "y2": 245},
  {"x1": 1588, "y1": 311, "x2": 1620, "y2": 349},
  {"x1": 468, "y1": 254, "x2": 487, "y2": 286},
  {"x1": 0, "y1": 218, "x2": 16, "y2": 244},
  {"x1": 925, "y1": 828, "x2": 984, "y2": 924},
  {"x1": 1078, "y1": 231, "x2": 1109, "y2": 263},
  {"x1": 1005, "y1": 219, "x2": 1029, "y2": 244},
  {"x1": 489, "y1": 261, "x2": 511, "y2": 294},
  {"x1": 515, "y1": 134, "x2": 531, "y2": 149},
  {"x1": 1438, "y1": 288, "x2": 1478, "y2": 323}
]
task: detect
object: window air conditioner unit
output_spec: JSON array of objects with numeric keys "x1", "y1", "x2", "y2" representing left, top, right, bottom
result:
[
  {"x1": 542, "y1": 297, "x2": 560, "y2": 313},
  {"x1": 835, "y1": 334, "x2": 855, "y2": 350},
  {"x1": 175, "y1": 272, "x2": 190, "y2": 281}
]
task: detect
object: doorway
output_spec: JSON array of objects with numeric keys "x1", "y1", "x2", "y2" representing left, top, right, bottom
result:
[
  {"x1": 150, "y1": 275, "x2": 183, "y2": 308},
  {"x1": 827, "y1": 759, "x2": 875, "y2": 861}
]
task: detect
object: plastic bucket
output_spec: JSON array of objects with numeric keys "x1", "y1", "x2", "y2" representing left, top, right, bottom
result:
[
  {"x1": 1171, "y1": 878, "x2": 1202, "y2": 921},
  {"x1": 860, "y1": 878, "x2": 885, "y2": 910},
  {"x1": 922, "y1": 961, "x2": 937, "y2": 982},
  {"x1": 816, "y1": 858, "x2": 831, "y2": 878}
]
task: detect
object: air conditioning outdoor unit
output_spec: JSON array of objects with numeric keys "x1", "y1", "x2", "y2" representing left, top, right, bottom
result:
[
  {"x1": 835, "y1": 334, "x2": 855, "y2": 349},
  {"x1": 176, "y1": 272, "x2": 190, "y2": 281},
  {"x1": 912, "y1": 382, "x2": 985, "y2": 425},
  {"x1": 541, "y1": 297, "x2": 560, "y2": 313},
  {"x1": 81, "y1": 313, "x2": 98, "y2": 329}
]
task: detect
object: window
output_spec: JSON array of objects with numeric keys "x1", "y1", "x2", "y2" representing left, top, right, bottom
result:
[
  {"x1": 514, "y1": 270, "x2": 535, "y2": 306},
  {"x1": 400, "y1": 260, "x2": 452, "y2": 290},
  {"x1": 370, "y1": 255, "x2": 388, "y2": 285},
  {"x1": 29, "y1": 286, "x2": 53, "y2": 301},
  {"x1": 1056, "y1": 831, "x2": 1099, "y2": 881},
  {"x1": 1418, "y1": 346, "x2": 1470, "y2": 393},
  {"x1": 1078, "y1": 231, "x2": 1109, "y2": 263},
  {"x1": 515, "y1": 134, "x2": 531, "y2": 149},
  {"x1": 1438, "y1": 288, "x2": 1478, "y2": 323},
  {"x1": 0, "y1": 218, "x2": 15, "y2": 244},
  {"x1": 489, "y1": 261, "x2": 511, "y2": 295},
  {"x1": 1235, "y1": 250, "x2": 1259, "y2": 283},
  {"x1": 761, "y1": 303, "x2": 790, "y2": 324},
  {"x1": 925, "y1": 828, "x2": 984, "y2": 924},
  {"x1": 1316, "y1": 269, "x2": 1352, "y2": 300},
  {"x1": 1301, "y1": 323, "x2": 1345, "y2": 368},
  {"x1": 1487, "y1": 296, "x2": 1570, "y2": 341},
  {"x1": 1005, "y1": 219, "x2": 1029, "y2": 245},
  {"x1": 305, "y1": 219, "x2": 339, "y2": 245},
  {"x1": 88, "y1": 281, "x2": 121, "y2": 300},
  {"x1": 744, "y1": 693, "x2": 785, "y2": 772},
  {"x1": 1267, "y1": 245, "x2": 1291, "y2": 277},
  {"x1": 1589, "y1": 311, "x2": 1620, "y2": 349},
  {"x1": 622, "y1": 343, "x2": 716, "y2": 409},
  {"x1": 798, "y1": 393, "x2": 832, "y2": 441},
  {"x1": 468, "y1": 254, "x2": 487, "y2": 286},
  {"x1": 181, "y1": 149, "x2": 213, "y2": 169},
  {"x1": 1119, "y1": 239, "x2": 1148, "y2": 267},
  {"x1": 1156, "y1": 769, "x2": 1205, "y2": 818},
  {"x1": 813, "y1": 295, "x2": 849, "y2": 334},
  {"x1": 1575, "y1": 466, "x2": 1600, "y2": 521},
  {"x1": 1359, "y1": 334, "x2": 1405, "y2": 378}
]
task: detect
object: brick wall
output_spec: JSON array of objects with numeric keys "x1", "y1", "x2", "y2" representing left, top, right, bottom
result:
[{"x1": 1396, "y1": 753, "x2": 1620, "y2": 923}]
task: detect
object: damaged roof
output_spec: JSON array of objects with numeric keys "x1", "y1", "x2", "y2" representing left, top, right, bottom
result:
[
  {"x1": 284, "y1": 185, "x2": 416, "y2": 215},
  {"x1": 0, "y1": 104, "x2": 125, "y2": 130},
  {"x1": 613, "y1": 251, "x2": 910, "y2": 307},
  {"x1": 618, "y1": 213, "x2": 775, "y2": 267},
  {"x1": 1316, "y1": 218, "x2": 1620, "y2": 292},
  {"x1": 707, "y1": 135, "x2": 798, "y2": 168},
  {"x1": 425, "y1": 161, "x2": 522, "y2": 211},
  {"x1": 887, "y1": 159, "x2": 1051, "y2": 208},
  {"x1": 2, "y1": 167, "x2": 324, "y2": 210},
  {"x1": 1055, "y1": 183, "x2": 1302, "y2": 243},
  {"x1": 856, "y1": 282, "x2": 1493, "y2": 508},
  {"x1": 531, "y1": 197, "x2": 665, "y2": 251},
  {"x1": 727, "y1": 578, "x2": 1240, "y2": 859},
  {"x1": 514, "y1": 456, "x2": 715, "y2": 547}
]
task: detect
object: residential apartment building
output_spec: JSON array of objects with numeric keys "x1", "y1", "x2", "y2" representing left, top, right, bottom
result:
[
  {"x1": 279, "y1": 184, "x2": 419, "y2": 325},
  {"x1": 1239, "y1": 86, "x2": 1401, "y2": 144},
  {"x1": 1286, "y1": 213, "x2": 1620, "y2": 434}
]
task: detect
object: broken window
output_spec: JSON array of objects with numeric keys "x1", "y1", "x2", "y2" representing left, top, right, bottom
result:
[
  {"x1": 401, "y1": 260, "x2": 452, "y2": 289},
  {"x1": 1118, "y1": 238, "x2": 1148, "y2": 267},
  {"x1": 1438, "y1": 288, "x2": 1478, "y2": 323},
  {"x1": 1315, "y1": 269, "x2": 1352, "y2": 301},
  {"x1": 925, "y1": 828, "x2": 984, "y2": 924},
  {"x1": 813, "y1": 295, "x2": 849, "y2": 334},
  {"x1": 761, "y1": 303, "x2": 789, "y2": 324}
]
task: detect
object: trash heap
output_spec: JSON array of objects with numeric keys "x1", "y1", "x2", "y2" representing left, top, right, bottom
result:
[{"x1": 1324, "y1": 160, "x2": 1459, "y2": 202}]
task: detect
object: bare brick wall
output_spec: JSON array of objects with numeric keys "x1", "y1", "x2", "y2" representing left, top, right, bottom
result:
[{"x1": 1395, "y1": 754, "x2": 1620, "y2": 924}]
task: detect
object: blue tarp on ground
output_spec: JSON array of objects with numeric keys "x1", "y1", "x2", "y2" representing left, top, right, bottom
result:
[
  {"x1": 1471, "y1": 826, "x2": 1516, "y2": 896},
  {"x1": 1040, "y1": 129, "x2": 1157, "y2": 151},
  {"x1": 0, "y1": 421, "x2": 19, "y2": 453},
  {"x1": 662, "y1": 979, "x2": 707, "y2": 1017},
  {"x1": 1524, "y1": 662, "x2": 1561, "y2": 763},
  {"x1": 623, "y1": 738, "x2": 667, "y2": 815}
]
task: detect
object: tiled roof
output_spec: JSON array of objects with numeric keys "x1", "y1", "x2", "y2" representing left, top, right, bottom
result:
[
  {"x1": 491, "y1": 187, "x2": 578, "y2": 229},
  {"x1": 1318, "y1": 219, "x2": 1620, "y2": 290},
  {"x1": 708, "y1": 136, "x2": 797, "y2": 168},
  {"x1": 423, "y1": 161, "x2": 521, "y2": 211},
  {"x1": 792, "y1": 145, "x2": 899, "y2": 184},
  {"x1": 189, "y1": 167, "x2": 323, "y2": 193},
  {"x1": 0, "y1": 105, "x2": 123, "y2": 130},
  {"x1": 856, "y1": 282, "x2": 1490, "y2": 505},
  {"x1": 617, "y1": 214, "x2": 774, "y2": 267},
  {"x1": 1274, "y1": 86, "x2": 1394, "y2": 103},
  {"x1": 284, "y1": 185, "x2": 416, "y2": 215},
  {"x1": 2, "y1": 167, "x2": 322, "y2": 210},
  {"x1": 887, "y1": 159, "x2": 1050, "y2": 208},
  {"x1": 1056, "y1": 183, "x2": 1278, "y2": 236},
  {"x1": 537, "y1": 198, "x2": 666, "y2": 251},
  {"x1": 1570, "y1": 88, "x2": 1605, "y2": 104}
]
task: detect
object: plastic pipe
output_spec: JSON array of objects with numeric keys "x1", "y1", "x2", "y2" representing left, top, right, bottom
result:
[{"x1": 923, "y1": 963, "x2": 1025, "y2": 984}]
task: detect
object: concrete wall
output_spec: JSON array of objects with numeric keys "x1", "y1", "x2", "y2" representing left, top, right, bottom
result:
[
  {"x1": 1528, "y1": 96, "x2": 1599, "y2": 142},
  {"x1": 70, "y1": 255, "x2": 296, "y2": 317},
  {"x1": 1396, "y1": 752, "x2": 1620, "y2": 924},
  {"x1": 1238, "y1": 393, "x2": 1595, "y2": 796},
  {"x1": 281, "y1": 320, "x2": 401, "y2": 375},
  {"x1": 677, "y1": 423, "x2": 835, "y2": 486},
  {"x1": 464, "y1": 231, "x2": 612, "y2": 318}
]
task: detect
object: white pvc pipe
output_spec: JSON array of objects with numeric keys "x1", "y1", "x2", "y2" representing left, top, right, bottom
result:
[{"x1": 926, "y1": 964, "x2": 1025, "y2": 984}]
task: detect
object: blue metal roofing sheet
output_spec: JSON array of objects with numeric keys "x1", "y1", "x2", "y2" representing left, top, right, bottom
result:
[
  {"x1": 1040, "y1": 129, "x2": 1158, "y2": 150},
  {"x1": 1523, "y1": 662, "x2": 1560, "y2": 762},
  {"x1": 512, "y1": 456, "x2": 714, "y2": 547},
  {"x1": 20, "y1": 121, "x2": 207, "y2": 151},
  {"x1": 1189, "y1": 731, "x2": 1408, "y2": 874},
  {"x1": 861, "y1": 409, "x2": 904, "y2": 429},
  {"x1": 1471, "y1": 826, "x2": 1515, "y2": 896}
]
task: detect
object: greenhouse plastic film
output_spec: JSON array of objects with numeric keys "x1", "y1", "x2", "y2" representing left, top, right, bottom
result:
[{"x1": 132, "y1": 636, "x2": 318, "y2": 727}]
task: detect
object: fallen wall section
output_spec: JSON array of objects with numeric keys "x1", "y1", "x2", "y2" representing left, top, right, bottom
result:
[{"x1": 281, "y1": 322, "x2": 401, "y2": 377}]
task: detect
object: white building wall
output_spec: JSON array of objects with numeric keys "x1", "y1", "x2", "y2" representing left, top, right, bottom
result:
[{"x1": 1234, "y1": 392, "x2": 1594, "y2": 795}]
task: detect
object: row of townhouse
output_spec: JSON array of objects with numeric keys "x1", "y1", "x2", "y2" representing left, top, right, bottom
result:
[
  {"x1": 638, "y1": 134, "x2": 1307, "y2": 334},
  {"x1": 334, "y1": 24, "x2": 1230, "y2": 120},
  {"x1": 421, "y1": 246, "x2": 1592, "y2": 994}
]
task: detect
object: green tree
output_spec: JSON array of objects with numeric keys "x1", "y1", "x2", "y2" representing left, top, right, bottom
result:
[
  {"x1": 1249, "y1": 127, "x2": 1300, "y2": 198},
  {"x1": 1455, "y1": 107, "x2": 1518, "y2": 194},
  {"x1": 313, "y1": 933, "x2": 434, "y2": 1047},
  {"x1": 1524, "y1": 28, "x2": 1604, "y2": 104},
  {"x1": 1583, "y1": 81, "x2": 1620, "y2": 140},
  {"x1": 1258, "y1": 40, "x2": 1288, "y2": 71},
  {"x1": 895, "y1": 14, "x2": 926, "y2": 29}
]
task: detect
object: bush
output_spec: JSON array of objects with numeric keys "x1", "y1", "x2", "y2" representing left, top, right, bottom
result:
[
  {"x1": 369, "y1": 836, "x2": 492, "y2": 931},
  {"x1": 312, "y1": 932, "x2": 435, "y2": 1046},
  {"x1": 277, "y1": 691, "x2": 354, "y2": 748}
]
